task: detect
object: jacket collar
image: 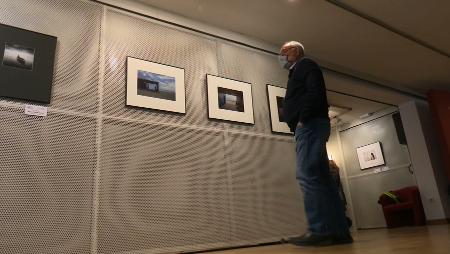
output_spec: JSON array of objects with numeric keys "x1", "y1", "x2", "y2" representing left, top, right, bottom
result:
[{"x1": 288, "y1": 57, "x2": 305, "y2": 78}]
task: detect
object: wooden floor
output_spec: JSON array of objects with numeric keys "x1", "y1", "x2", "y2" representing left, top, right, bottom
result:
[{"x1": 207, "y1": 225, "x2": 450, "y2": 254}]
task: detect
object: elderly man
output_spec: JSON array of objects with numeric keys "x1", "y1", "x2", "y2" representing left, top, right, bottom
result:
[{"x1": 279, "y1": 41, "x2": 352, "y2": 246}]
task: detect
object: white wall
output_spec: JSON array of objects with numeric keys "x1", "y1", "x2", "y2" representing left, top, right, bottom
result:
[
  {"x1": 331, "y1": 99, "x2": 450, "y2": 224},
  {"x1": 399, "y1": 100, "x2": 449, "y2": 220},
  {"x1": 332, "y1": 109, "x2": 417, "y2": 228}
]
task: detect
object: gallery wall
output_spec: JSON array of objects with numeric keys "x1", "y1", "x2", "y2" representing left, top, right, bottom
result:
[
  {"x1": 0, "y1": 1, "x2": 102, "y2": 253},
  {"x1": 327, "y1": 100, "x2": 449, "y2": 229},
  {"x1": 0, "y1": 0, "x2": 428, "y2": 253},
  {"x1": 338, "y1": 108, "x2": 417, "y2": 229},
  {"x1": 0, "y1": 1, "x2": 303, "y2": 253}
]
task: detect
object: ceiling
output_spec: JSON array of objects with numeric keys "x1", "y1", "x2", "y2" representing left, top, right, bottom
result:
[{"x1": 134, "y1": 0, "x2": 450, "y2": 96}]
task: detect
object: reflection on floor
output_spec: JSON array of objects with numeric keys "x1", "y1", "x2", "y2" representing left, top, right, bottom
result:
[{"x1": 206, "y1": 225, "x2": 450, "y2": 254}]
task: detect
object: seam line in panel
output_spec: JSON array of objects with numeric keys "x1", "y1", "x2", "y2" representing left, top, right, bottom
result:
[
  {"x1": 90, "y1": 5, "x2": 107, "y2": 254},
  {"x1": 222, "y1": 130, "x2": 235, "y2": 244},
  {"x1": 102, "y1": 115, "x2": 293, "y2": 142}
]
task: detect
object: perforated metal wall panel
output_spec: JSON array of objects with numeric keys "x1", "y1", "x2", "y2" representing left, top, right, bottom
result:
[
  {"x1": 97, "y1": 119, "x2": 231, "y2": 253},
  {"x1": 0, "y1": 0, "x2": 102, "y2": 113},
  {"x1": 0, "y1": 1, "x2": 303, "y2": 253},
  {"x1": 103, "y1": 10, "x2": 222, "y2": 128},
  {"x1": 0, "y1": 106, "x2": 96, "y2": 254},
  {"x1": 227, "y1": 134, "x2": 303, "y2": 243}
]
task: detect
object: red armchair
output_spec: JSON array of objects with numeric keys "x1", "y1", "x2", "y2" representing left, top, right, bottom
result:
[{"x1": 378, "y1": 186, "x2": 426, "y2": 228}]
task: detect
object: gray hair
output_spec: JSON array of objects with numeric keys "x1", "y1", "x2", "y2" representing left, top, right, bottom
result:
[{"x1": 283, "y1": 41, "x2": 305, "y2": 54}]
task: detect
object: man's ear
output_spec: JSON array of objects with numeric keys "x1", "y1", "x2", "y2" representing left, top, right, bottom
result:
[{"x1": 295, "y1": 47, "x2": 302, "y2": 58}]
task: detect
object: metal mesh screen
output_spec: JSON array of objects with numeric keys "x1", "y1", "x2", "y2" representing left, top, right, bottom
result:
[
  {"x1": 0, "y1": 0, "x2": 102, "y2": 113},
  {"x1": 0, "y1": 2, "x2": 303, "y2": 253},
  {"x1": 97, "y1": 119, "x2": 231, "y2": 253},
  {"x1": 0, "y1": 106, "x2": 96, "y2": 254},
  {"x1": 227, "y1": 134, "x2": 303, "y2": 243}
]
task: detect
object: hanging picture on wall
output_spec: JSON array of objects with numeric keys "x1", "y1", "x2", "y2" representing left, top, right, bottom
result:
[
  {"x1": 126, "y1": 57, "x2": 185, "y2": 113},
  {"x1": 206, "y1": 74, "x2": 254, "y2": 124},
  {"x1": 0, "y1": 23, "x2": 57, "y2": 104},
  {"x1": 267, "y1": 84, "x2": 292, "y2": 134},
  {"x1": 356, "y1": 142, "x2": 386, "y2": 170}
]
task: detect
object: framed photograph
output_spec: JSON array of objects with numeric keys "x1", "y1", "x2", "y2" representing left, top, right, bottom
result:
[
  {"x1": 206, "y1": 74, "x2": 254, "y2": 124},
  {"x1": 0, "y1": 23, "x2": 57, "y2": 103},
  {"x1": 356, "y1": 142, "x2": 386, "y2": 170},
  {"x1": 267, "y1": 84, "x2": 292, "y2": 134},
  {"x1": 126, "y1": 57, "x2": 186, "y2": 113}
]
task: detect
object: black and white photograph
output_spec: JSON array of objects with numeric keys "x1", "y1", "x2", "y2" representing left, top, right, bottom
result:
[
  {"x1": 276, "y1": 96, "x2": 285, "y2": 122},
  {"x1": 137, "y1": 70, "x2": 176, "y2": 101},
  {"x1": 356, "y1": 142, "x2": 386, "y2": 170},
  {"x1": 218, "y1": 87, "x2": 244, "y2": 112},
  {"x1": 207, "y1": 74, "x2": 254, "y2": 124},
  {"x1": 363, "y1": 151, "x2": 377, "y2": 162},
  {"x1": 0, "y1": 24, "x2": 57, "y2": 103},
  {"x1": 267, "y1": 84, "x2": 291, "y2": 134},
  {"x1": 3, "y1": 43, "x2": 35, "y2": 70},
  {"x1": 127, "y1": 57, "x2": 185, "y2": 114}
]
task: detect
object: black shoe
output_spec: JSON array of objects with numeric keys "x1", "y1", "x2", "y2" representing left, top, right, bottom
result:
[
  {"x1": 346, "y1": 216, "x2": 353, "y2": 228},
  {"x1": 288, "y1": 232, "x2": 334, "y2": 246},
  {"x1": 333, "y1": 234, "x2": 354, "y2": 245}
]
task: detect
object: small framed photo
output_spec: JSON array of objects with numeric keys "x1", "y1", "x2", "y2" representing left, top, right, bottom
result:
[
  {"x1": 356, "y1": 142, "x2": 386, "y2": 170},
  {"x1": 267, "y1": 84, "x2": 292, "y2": 134},
  {"x1": 126, "y1": 57, "x2": 185, "y2": 113},
  {"x1": 0, "y1": 23, "x2": 57, "y2": 103},
  {"x1": 206, "y1": 74, "x2": 254, "y2": 124}
]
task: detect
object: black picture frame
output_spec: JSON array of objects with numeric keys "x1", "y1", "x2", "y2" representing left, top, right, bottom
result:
[
  {"x1": 126, "y1": 56, "x2": 186, "y2": 114},
  {"x1": 206, "y1": 74, "x2": 255, "y2": 125},
  {"x1": 0, "y1": 23, "x2": 57, "y2": 104},
  {"x1": 266, "y1": 84, "x2": 293, "y2": 135}
]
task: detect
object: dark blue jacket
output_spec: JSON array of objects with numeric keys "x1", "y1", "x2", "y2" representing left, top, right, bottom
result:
[{"x1": 283, "y1": 57, "x2": 329, "y2": 132}]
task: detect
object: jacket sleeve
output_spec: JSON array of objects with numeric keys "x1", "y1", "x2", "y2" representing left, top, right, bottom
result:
[{"x1": 298, "y1": 67, "x2": 325, "y2": 124}]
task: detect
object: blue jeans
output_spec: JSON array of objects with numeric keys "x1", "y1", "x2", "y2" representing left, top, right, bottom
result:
[{"x1": 295, "y1": 118, "x2": 349, "y2": 236}]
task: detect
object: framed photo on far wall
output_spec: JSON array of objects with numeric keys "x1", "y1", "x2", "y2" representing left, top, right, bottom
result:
[
  {"x1": 206, "y1": 74, "x2": 254, "y2": 124},
  {"x1": 356, "y1": 142, "x2": 386, "y2": 170},
  {"x1": 126, "y1": 57, "x2": 185, "y2": 113},
  {"x1": 267, "y1": 84, "x2": 292, "y2": 134},
  {"x1": 0, "y1": 23, "x2": 57, "y2": 104}
]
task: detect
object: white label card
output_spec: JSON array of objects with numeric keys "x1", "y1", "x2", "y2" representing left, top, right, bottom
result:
[{"x1": 24, "y1": 104, "x2": 48, "y2": 117}]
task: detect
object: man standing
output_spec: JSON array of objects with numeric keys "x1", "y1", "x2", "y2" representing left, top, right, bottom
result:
[{"x1": 279, "y1": 41, "x2": 352, "y2": 246}]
